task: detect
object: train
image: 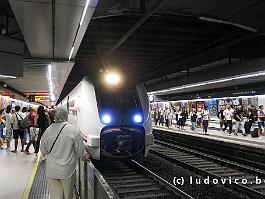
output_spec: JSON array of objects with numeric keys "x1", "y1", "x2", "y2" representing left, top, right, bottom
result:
[{"x1": 60, "y1": 77, "x2": 154, "y2": 160}]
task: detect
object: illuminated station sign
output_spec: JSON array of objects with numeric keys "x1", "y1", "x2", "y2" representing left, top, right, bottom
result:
[{"x1": 29, "y1": 95, "x2": 51, "y2": 103}]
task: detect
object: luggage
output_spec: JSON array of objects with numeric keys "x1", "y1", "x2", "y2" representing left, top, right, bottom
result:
[{"x1": 251, "y1": 128, "x2": 259, "y2": 138}]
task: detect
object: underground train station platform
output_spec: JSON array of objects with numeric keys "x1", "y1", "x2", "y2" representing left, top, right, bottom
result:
[{"x1": 153, "y1": 125, "x2": 265, "y2": 150}]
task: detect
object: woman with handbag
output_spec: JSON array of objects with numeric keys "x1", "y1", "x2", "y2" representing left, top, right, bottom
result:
[{"x1": 40, "y1": 107, "x2": 90, "y2": 199}]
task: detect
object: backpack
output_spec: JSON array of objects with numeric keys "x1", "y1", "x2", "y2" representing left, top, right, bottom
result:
[
  {"x1": 191, "y1": 113, "x2": 197, "y2": 122},
  {"x1": 16, "y1": 113, "x2": 31, "y2": 130}
]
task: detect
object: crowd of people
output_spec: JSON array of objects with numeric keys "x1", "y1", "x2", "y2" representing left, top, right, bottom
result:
[
  {"x1": 152, "y1": 104, "x2": 265, "y2": 139},
  {"x1": 0, "y1": 105, "x2": 56, "y2": 156}
]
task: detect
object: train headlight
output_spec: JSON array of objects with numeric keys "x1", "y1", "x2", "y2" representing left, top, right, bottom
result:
[
  {"x1": 102, "y1": 114, "x2": 111, "y2": 124},
  {"x1": 133, "y1": 114, "x2": 142, "y2": 123}
]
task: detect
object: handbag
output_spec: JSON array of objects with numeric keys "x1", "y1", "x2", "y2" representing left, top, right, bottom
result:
[
  {"x1": 15, "y1": 113, "x2": 31, "y2": 130},
  {"x1": 49, "y1": 124, "x2": 67, "y2": 153}
]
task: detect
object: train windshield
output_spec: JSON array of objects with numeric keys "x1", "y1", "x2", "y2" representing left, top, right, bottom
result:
[{"x1": 96, "y1": 87, "x2": 140, "y2": 109}]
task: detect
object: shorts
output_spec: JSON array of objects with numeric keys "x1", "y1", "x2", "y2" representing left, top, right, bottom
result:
[
  {"x1": 13, "y1": 129, "x2": 25, "y2": 139},
  {"x1": 258, "y1": 122, "x2": 265, "y2": 130},
  {"x1": 5, "y1": 130, "x2": 12, "y2": 140}
]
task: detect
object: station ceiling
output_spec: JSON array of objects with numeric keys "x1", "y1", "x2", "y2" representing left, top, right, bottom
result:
[
  {"x1": 60, "y1": 0, "x2": 265, "y2": 101},
  {"x1": 1, "y1": 0, "x2": 265, "y2": 103}
]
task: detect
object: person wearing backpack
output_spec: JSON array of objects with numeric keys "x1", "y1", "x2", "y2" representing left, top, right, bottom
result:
[{"x1": 11, "y1": 106, "x2": 26, "y2": 153}]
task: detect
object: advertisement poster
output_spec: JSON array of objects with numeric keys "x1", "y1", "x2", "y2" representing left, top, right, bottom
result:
[{"x1": 205, "y1": 99, "x2": 218, "y2": 117}]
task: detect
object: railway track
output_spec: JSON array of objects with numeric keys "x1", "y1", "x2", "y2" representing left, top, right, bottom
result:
[
  {"x1": 150, "y1": 139, "x2": 265, "y2": 199},
  {"x1": 93, "y1": 160, "x2": 194, "y2": 199},
  {"x1": 152, "y1": 129, "x2": 265, "y2": 170}
]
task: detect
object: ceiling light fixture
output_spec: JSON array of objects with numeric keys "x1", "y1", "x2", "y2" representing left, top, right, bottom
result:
[
  {"x1": 0, "y1": 74, "x2": 16, "y2": 79},
  {"x1": 80, "y1": 0, "x2": 91, "y2": 26},
  {"x1": 47, "y1": 64, "x2": 55, "y2": 101},
  {"x1": 148, "y1": 71, "x2": 265, "y2": 95},
  {"x1": 68, "y1": 46, "x2": 74, "y2": 60}
]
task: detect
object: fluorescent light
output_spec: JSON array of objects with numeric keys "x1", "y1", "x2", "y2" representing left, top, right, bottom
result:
[
  {"x1": 148, "y1": 71, "x2": 265, "y2": 95},
  {"x1": 80, "y1": 0, "x2": 90, "y2": 26},
  {"x1": 199, "y1": 16, "x2": 257, "y2": 32},
  {"x1": 68, "y1": 46, "x2": 74, "y2": 60},
  {"x1": 47, "y1": 64, "x2": 55, "y2": 101},
  {"x1": 0, "y1": 75, "x2": 16, "y2": 79}
]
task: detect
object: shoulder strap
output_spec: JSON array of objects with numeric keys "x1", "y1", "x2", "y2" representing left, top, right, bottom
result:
[
  {"x1": 16, "y1": 113, "x2": 24, "y2": 120},
  {"x1": 49, "y1": 124, "x2": 67, "y2": 153}
]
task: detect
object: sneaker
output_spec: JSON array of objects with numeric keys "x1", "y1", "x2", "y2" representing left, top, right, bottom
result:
[
  {"x1": 21, "y1": 149, "x2": 24, "y2": 152},
  {"x1": 258, "y1": 137, "x2": 263, "y2": 140},
  {"x1": 234, "y1": 133, "x2": 238, "y2": 136},
  {"x1": 24, "y1": 151, "x2": 30, "y2": 155},
  {"x1": 228, "y1": 133, "x2": 232, "y2": 136},
  {"x1": 11, "y1": 150, "x2": 17, "y2": 153}
]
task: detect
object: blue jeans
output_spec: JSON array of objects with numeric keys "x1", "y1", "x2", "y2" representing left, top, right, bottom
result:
[
  {"x1": 24, "y1": 128, "x2": 30, "y2": 143},
  {"x1": 191, "y1": 122, "x2": 196, "y2": 131},
  {"x1": 0, "y1": 124, "x2": 5, "y2": 139}
]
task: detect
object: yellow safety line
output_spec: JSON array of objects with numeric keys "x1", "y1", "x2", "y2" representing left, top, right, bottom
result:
[{"x1": 21, "y1": 154, "x2": 40, "y2": 199}]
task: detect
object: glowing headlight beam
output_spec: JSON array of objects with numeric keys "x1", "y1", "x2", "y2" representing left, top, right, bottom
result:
[{"x1": 105, "y1": 73, "x2": 120, "y2": 85}]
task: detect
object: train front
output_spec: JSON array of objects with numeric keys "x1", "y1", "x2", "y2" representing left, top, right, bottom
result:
[{"x1": 95, "y1": 83, "x2": 154, "y2": 159}]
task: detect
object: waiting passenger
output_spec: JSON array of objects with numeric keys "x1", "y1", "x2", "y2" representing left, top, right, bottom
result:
[
  {"x1": 196, "y1": 108, "x2": 203, "y2": 128},
  {"x1": 40, "y1": 107, "x2": 90, "y2": 199},
  {"x1": 24, "y1": 108, "x2": 37, "y2": 155},
  {"x1": 0, "y1": 110, "x2": 5, "y2": 149},
  {"x1": 223, "y1": 105, "x2": 234, "y2": 135},
  {"x1": 202, "y1": 106, "x2": 210, "y2": 134},
  {"x1": 218, "y1": 106, "x2": 225, "y2": 131},
  {"x1": 257, "y1": 105, "x2": 265, "y2": 140},
  {"x1": 34, "y1": 106, "x2": 51, "y2": 157},
  {"x1": 234, "y1": 105, "x2": 244, "y2": 136},
  {"x1": 153, "y1": 109, "x2": 159, "y2": 125},
  {"x1": 190, "y1": 108, "x2": 197, "y2": 132},
  {"x1": 244, "y1": 106, "x2": 255, "y2": 136},
  {"x1": 4, "y1": 105, "x2": 12, "y2": 151},
  {"x1": 164, "y1": 108, "x2": 170, "y2": 127},
  {"x1": 182, "y1": 107, "x2": 188, "y2": 126},
  {"x1": 158, "y1": 109, "x2": 164, "y2": 126},
  {"x1": 168, "y1": 109, "x2": 174, "y2": 129},
  {"x1": 22, "y1": 107, "x2": 29, "y2": 144},
  {"x1": 179, "y1": 108, "x2": 186, "y2": 130},
  {"x1": 11, "y1": 105, "x2": 26, "y2": 152}
]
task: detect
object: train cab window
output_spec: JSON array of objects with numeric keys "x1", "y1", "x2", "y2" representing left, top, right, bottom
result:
[{"x1": 96, "y1": 87, "x2": 140, "y2": 109}]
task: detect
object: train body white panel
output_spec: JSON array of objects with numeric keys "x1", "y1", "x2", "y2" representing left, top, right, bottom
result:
[{"x1": 136, "y1": 84, "x2": 154, "y2": 156}]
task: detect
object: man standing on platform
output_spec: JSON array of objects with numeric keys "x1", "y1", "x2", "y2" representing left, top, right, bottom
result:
[
  {"x1": 223, "y1": 105, "x2": 234, "y2": 135},
  {"x1": 234, "y1": 105, "x2": 244, "y2": 136},
  {"x1": 257, "y1": 105, "x2": 265, "y2": 140},
  {"x1": 11, "y1": 106, "x2": 26, "y2": 152}
]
